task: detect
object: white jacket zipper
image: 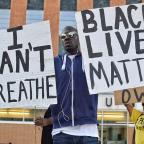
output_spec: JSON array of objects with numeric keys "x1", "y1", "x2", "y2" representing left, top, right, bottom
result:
[{"x1": 71, "y1": 58, "x2": 74, "y2": 126}]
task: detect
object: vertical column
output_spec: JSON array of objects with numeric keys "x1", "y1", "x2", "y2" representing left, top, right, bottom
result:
[
  {"x1": 110, "y1": 0, "x2": 126, "y2": 6},
  {"x1": 9, "y1": 0, "x2": 27, "y2": 28},
  {"x1": 77, "y1": 0, "x2": 93, "y2": 11},
  {"x1": 43, "y1": 0, "x2": 60, "y2": 56}
]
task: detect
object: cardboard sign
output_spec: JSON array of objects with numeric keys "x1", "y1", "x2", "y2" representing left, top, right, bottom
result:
[
  {"x1": 0, "y1": 21, "x2": 57, "y2": 108},
  {"x1": 114, "y1": 87, "x2": 144, "y2": 104},
  {"x1": 75, "y1": 3, "x2": 144, "y2": 94}
]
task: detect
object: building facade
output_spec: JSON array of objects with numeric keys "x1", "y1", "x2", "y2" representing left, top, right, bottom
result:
[{"x1": 0, "y1": 0, "x2": 143, "y2": 144}]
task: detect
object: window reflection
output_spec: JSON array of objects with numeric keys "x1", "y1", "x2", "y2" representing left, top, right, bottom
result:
[{"x1": 94, "y1": 0, "x2": 109, "y2": 8}]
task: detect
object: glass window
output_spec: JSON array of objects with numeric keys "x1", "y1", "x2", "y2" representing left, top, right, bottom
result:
[
  {"x1": 98, "y1": 110, "x2": 127, "y2": 123},
  {"x1": 98, "y1": 110, "x2": 128, "y2": 144},
  {"x1": 94, "y1": 0, "x2": 109, "y2": 8},
  {"x1": 60, "y1": 0, "x2": 76, "y2": 11},
  {"x1": 0, "y1": 108, "x2": 47, "y2": 122},
  {"x1": 127, "y1": 0, "x2": 142, "y2": 4},
  {"x1": 0, "y1": 0, "x2": 11, "y2": 9},
  {"x1": 0, "y1": 0, "x2": 45, "y2": 10},
  {"x1": 100, "y1": 125, "x2": 127, "y2": 144},
  {"x1": 27, "y1": 0, "x2": 44, "y2": 10}
]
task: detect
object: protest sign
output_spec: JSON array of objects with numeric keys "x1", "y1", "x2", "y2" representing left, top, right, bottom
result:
[
  {"x1": 0, "y1": 21, "x2": 57, "y2": 108},
  {"x1": 75, "y1": 3, "x2": 144, "y2": 94},
  {"x1": 114, "y1": 87, "x2": 144, "y2": 104}
]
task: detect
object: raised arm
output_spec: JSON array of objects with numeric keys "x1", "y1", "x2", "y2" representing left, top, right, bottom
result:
[{"x1": 124, "y1": 103, "x2": 133, "y2": 116}]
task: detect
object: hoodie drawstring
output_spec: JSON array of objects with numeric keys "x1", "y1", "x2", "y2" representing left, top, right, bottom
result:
[
  {"x1": 81, "y1": 57, "x2": 85, "y2": 72},
  {"x1": 61, "y1": 54, "x2": 67, "y2": 70}
]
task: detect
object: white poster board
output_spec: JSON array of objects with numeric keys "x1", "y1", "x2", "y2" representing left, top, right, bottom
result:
[
  {"x1": 0, "y1": 21, "x2": 57, "y2": 108},
  {"x1": 75, "y1": 3, "x2": 144, "y2": 94}
]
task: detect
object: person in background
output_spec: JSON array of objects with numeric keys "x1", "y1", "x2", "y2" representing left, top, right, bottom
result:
[
  {"x1": 125, "y1": 103, "x2": 144, "y2": 144},
  {"x1": 35, "y1": 106, "x2": 53, "y2": 144},
  {"x1": 35, "y1": 26, "x2": 99, "y2": 144}
]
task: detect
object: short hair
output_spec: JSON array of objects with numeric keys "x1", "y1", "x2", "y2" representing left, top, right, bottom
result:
[{"x1": 62, "y1": 26, "x2": 77, "y2": 33}]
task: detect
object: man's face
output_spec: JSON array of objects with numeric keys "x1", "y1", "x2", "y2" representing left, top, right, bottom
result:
[{"x1": 61, "y1": 27, "x2": 79, "y2": 54}]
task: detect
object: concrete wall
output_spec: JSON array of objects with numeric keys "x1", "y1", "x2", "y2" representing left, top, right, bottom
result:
[{"x1": 0, "y1": 123, "x2": 42, "y2": 144}]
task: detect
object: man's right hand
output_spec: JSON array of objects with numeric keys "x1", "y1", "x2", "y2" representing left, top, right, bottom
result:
[
  {"x1": 35, "y1": 117, "x2": 44, "y2": 126},
  {"x1": 35, "y1": 117, "x2": 53, "y2": 127}
]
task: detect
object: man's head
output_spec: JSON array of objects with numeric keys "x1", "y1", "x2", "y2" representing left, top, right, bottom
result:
[{"x1": 60, "y1": 26, "x2": 79, "y2": 55}]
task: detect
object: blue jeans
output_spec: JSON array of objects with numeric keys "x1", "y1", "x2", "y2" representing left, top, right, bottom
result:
[{"x1": 53, "y1": 132, "x2": 100, "y2": 144}]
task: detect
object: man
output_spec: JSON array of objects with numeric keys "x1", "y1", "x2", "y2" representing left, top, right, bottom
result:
[
  {"x1": 125, "y1": 103, "x2": 144, "y2": 144},
  {"x1": 35, "y1": 106, "x2": 53, "y2": 144},
  {"x1": 35, "y1": 26, "x2": 99, "y2": 144},
  {"x1": 42, "y1": 107, "x2": 53, "y2": 144}
]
